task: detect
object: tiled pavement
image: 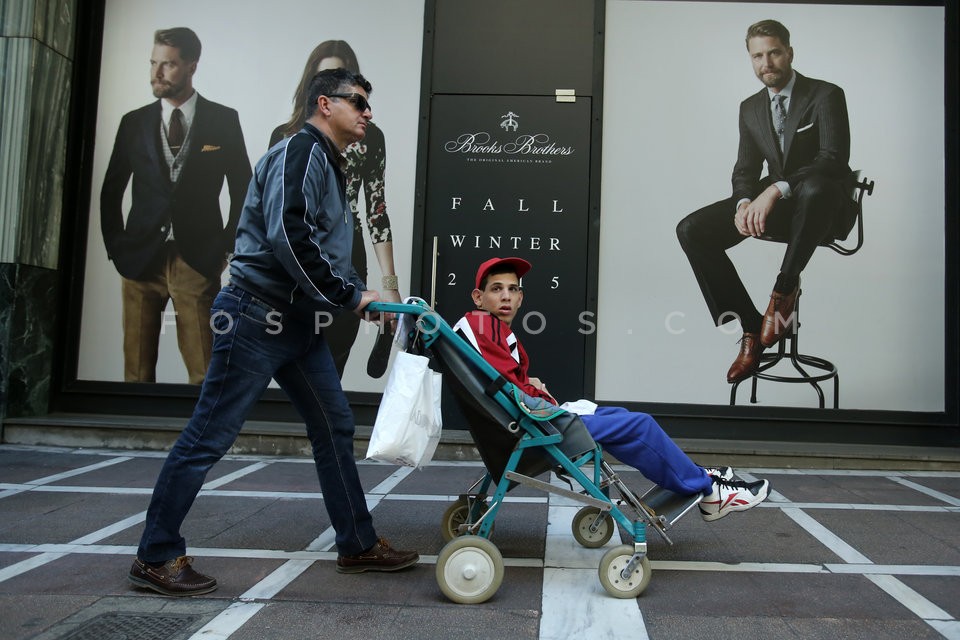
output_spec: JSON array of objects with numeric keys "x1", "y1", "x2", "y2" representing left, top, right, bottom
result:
[{"x1": 0, "y1": 444, "x2": 959, "y2": 640}]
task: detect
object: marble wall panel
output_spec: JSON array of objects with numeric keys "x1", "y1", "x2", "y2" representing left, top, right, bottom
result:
[
  {"x1": 22, "y1": 41, "x2": 72, "y2": 268},
  {"x1": 0, "y1": 0, "x2": 75, "y2": 420},
  {"x1": 0, "y1": 262, "x2": 57, "y2": 419},
  {"x1": 0, "y1": 29, "x2": 73, "y2": 268},
  {"x1": 0, "y1": 263, "x2": 12, "y2": 419},
  {"x1": 0, "y1": 0, "x2": 31, "y2": 35},
  {"x1": 0, "y1": 36, "x2": 31, "y2": 264},
  {"x1": 0, "y1": 0, "x2": 76, "y2": 58}
]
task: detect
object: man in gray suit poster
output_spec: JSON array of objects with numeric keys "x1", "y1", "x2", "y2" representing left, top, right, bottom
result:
[{"x1": 677, "y1": 19, "x2": 854, "y2": 385}]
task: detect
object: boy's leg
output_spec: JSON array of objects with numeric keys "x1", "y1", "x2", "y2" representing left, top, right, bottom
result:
[{"x1": 580, "y1": 407, "x2": 713, "y2": 495}]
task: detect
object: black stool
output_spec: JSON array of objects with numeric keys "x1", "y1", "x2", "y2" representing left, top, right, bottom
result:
[{"x1": 730, "y1": 172, "x2": 875, "y2": 408}]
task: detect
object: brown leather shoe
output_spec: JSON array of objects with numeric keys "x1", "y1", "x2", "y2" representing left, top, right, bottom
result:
[
  {"x1": 336, "y1": 537, "x2": 419, "y2": 574},
  {"x1": 760, "y1": 285, "x2": 800, "y2": 347},
  {"x1": 727, "y1": 332, "x2": 763, "y2": 383},
  {"x1": 128, "y1": 556, "x2": 217, "y2": 596}
]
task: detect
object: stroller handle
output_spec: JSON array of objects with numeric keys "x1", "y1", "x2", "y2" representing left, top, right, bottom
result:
[
  {"x1": 365, "y1": 299, "x2": 454, "y2": 347},
  {"x1": 365, "y1": 301, "x2": 424, "y2": 314},
  {"x1": 365, "y1": 300, "x2": 434, "y2": 318},
  {"x1": 365, "y1": 300, "x2": 444, "y2": 333}
]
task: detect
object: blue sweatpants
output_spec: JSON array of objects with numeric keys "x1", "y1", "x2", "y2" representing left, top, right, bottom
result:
[{"x1": 580, "y1": 406, "x2": 712, "y2": 496}]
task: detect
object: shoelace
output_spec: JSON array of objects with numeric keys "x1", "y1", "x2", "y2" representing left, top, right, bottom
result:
[
  {"x1": 738, "y1": 333, "x2": 759, "y2": 346},
  {"x1": 702, "y1": 466, "x2": 731, "y2": 479},
  {"x1": 715, "y1": 477, "x2": 757, "y2": 490}
]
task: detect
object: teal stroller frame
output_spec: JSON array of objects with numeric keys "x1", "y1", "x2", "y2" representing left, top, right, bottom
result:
[{"x1": 367, "y1": 300, "x2": 703, "y2": 603}]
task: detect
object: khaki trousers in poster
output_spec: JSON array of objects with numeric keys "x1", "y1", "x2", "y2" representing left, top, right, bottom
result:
[{"x1": 121, "y1": 246, "x2": 221, "y2": 384}]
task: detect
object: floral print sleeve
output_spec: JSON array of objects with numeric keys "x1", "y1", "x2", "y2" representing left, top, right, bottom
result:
[{"x1": 343, "y1": 121, "x2": 392, "y2": 244}]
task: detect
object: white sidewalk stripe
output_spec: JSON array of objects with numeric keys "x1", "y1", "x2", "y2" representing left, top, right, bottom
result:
[
  {"x1": 928, "y1": 620, "x2": 960, "y2": 640},
  {"x1": 188, "y1": 602, "x2": 265, "y2": 640},
  {"x1": 239, "y1": 559, "x2": 315, "y2": 601},
  {"x1": 866, "y1": 574, "x2": 953, "y2": 620},
  {"x1": 0, "y1": 456, "x2": 133, "y2": 501},
  {"x1": 889, "y1": 477, "x2": 960, "y2": 506},
  {"x1": 539, "y1": 475, "x2": 648, "y2": 640},
  {"x1": 26, "y1": 456, "x2": 132, "y2": 486},
  {"x1": 0, "y1": 552, "x2": 68, "y2": 583},
  {"x1": 202, "y1": 462, "x2": 272, "y2": 490},
  {"x1": 71, "y1": 511, "x2": 147, "y2": 545},
  {"x1": 540, "y1": 568, "x2": 648, "y2": 640},
  {"x1": 652, "y1": 560, "x2": 827, "y2": 573},
  {"x1": 304, "y1": 527, "x2": 338, "y2": 552},
  {"x1": 780, "y1": 507, "x2": 873, "y2": 564},
  {"x1": 0, "y1": 510, "x2": 148, "y2": 584},
  {"x1": 781, "y1": 504, "x2": 958, "y2": 639},
  {"x1": 369, "y1": 466, "x2": 414, "y2": 494}
]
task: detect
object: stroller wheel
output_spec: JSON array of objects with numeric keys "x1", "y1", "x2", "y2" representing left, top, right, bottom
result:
[
  {"x1": 441, "y1": 498, "x2": 492, "y2": 542},
  {"x1": 436, "y1": 536, "x2": 504, "y2": 604},
  {"x1": 571, "y1": 506, "x2": 615, "y2": 548},
  {"x1": 598, "y1": 545, "x2": 651, "y2": 599}
]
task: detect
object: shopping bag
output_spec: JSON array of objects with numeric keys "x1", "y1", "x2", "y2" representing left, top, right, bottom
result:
[{"x1": 366, "y1": 351, "x2": 442, "y2": 468}]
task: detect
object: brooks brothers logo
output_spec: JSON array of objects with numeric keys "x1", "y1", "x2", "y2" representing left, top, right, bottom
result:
[{"x1": 443, "y1": 109, "x2": 575, "y2": 164}]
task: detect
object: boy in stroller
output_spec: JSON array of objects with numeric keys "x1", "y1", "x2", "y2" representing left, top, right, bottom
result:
[{"x1": 453, "y1": 256, "x2": 770, "y2": 521}]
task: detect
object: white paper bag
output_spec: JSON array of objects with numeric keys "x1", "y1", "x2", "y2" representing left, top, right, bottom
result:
[{"x1": 367, "y1": 351, "x2": 442, "y2": 468}]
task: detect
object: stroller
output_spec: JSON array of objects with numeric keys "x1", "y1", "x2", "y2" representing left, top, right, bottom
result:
[{"x1": 368, "y1": 299, "x2": 704, "y2": 604}]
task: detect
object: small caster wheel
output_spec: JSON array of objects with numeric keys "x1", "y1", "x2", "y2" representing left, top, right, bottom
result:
[
  {"x1": 571, "y1": 506, "x2": 614, "y2": 548},
  {"x1": 598, "y1": 544, "x2": 651, "y2": 598},
  {"x1": 440, "y1": 498, "x2": 469, "y2": 541},
  {"x1": 440, "y1": 498, "x2": 491, "y2": 542}
]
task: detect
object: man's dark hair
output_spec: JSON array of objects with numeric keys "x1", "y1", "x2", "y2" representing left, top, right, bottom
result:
[
  {"x1": 745, "y1": 19, "x2": 790, "y2": 49},
  {"x1": 154, "y1": 27, "x2": 202, "y2": 62},
  {"x1": 305, "y1": 68, "x2": 372, "y2": 119},
  {"x1": 479, "y1": 265, "x2": 520, "y2": 291}
]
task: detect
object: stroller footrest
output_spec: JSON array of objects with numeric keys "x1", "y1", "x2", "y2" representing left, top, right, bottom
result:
[
  {"x1": 639, "y1": 486, "x2": 703, "y2": 530},
  {"x1": 503, "y1": 470, "x2": 611, "y2": 511}
]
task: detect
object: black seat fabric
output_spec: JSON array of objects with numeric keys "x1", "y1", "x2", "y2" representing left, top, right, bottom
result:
[{"x1": 428, "y1": 335, "x2": 596, "y2": 483}]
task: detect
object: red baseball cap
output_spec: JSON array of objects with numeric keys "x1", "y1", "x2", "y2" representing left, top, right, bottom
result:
[{"x1": 474, "y1": 257, "x2": 532, "y2": 289}]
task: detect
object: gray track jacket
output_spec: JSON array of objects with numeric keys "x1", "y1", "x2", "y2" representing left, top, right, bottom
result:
[{"x1": 229, "y1": 123, "x2": 364, "y2": 316}]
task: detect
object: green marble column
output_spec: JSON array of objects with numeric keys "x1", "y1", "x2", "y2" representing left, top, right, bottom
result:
[{"x1": 0, "y1": 0, "x2": 76, "y2": 421}]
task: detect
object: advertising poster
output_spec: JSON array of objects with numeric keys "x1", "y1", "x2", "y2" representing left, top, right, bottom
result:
[
  {"x1": 423, "y1": 95, "x2": 594, "y2": 404},
  {"x1": 599, "y1": 1, "x2": 945, "y2": 411},
  {"x1": 76, "y1": 0, "x2": 424, "y2": 393}
]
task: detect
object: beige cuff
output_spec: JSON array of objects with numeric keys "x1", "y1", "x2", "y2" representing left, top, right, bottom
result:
[{"x1": 381, "y1": 275, "x2": 399, "y2": 291}]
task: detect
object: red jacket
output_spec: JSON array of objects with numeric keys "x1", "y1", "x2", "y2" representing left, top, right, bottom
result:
[{"x1": 453, "y1": 311, "x2": 558, "y2": 404}]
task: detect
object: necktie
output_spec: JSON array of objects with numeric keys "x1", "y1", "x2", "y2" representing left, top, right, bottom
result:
[
  {"x1": 168, "y1": 108, "x2": 185, "y2": 155},
  {"x1": 773, "y1": 94, "x2": 787, "y2": 140}
]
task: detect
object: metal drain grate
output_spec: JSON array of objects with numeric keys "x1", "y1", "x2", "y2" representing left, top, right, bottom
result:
[{"x1": 57, "y1": 612, "x2": 201, "y2": 640}]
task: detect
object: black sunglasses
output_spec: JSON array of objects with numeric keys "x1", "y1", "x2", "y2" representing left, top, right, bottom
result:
[{"x1": 327, "y1": 93, "x2": 371, "y2": 113}]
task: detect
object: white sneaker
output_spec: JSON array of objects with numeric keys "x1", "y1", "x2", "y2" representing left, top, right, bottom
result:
[
  {"x1": 699, "y1": 477, "x2": 769, "y2": 522},
  {"x1": 701, "y1": 466, "x2": 734, "y2": 481}
]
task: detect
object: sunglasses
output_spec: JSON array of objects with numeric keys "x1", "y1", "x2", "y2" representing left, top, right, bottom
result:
[{"x1": 327, "y1": 93, "x2": 371, "y2": 113}]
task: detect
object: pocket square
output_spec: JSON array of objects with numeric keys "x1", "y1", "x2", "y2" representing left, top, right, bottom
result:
[
  {"x1": 795, "y1": 122, "x2": 814, "y2": 133},
  {"x1": 201, "y1": 144, "x2": 221, "y2": 152}
]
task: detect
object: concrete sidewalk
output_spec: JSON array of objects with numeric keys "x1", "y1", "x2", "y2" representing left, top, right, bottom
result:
[{"x1": 1, "y1": 444, "x2": 959, "y2": 640}]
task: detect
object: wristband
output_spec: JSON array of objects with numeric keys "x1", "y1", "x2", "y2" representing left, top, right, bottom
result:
[{"x1": 381, "y1": 275, "x2": 399, "y2": 291}]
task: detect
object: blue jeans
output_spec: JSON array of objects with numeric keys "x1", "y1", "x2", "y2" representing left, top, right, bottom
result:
[{"x1": 137, "y1": 284, "x2": 377, "y2": 562}]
